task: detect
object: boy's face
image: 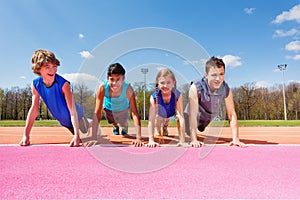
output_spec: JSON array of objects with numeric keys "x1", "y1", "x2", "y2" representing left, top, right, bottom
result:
[
  {"x1": 205, "y1": 66, "x2": 225, "y2": 92},
  {"x1": 39, "y1": 63, "x2": 57, "y2": 84},
  {"x1": 108, "y1": 74, "x2": 124, "y2": 92},
  {"x1": 157, "y1": 75, "x2": 175, "y2": 95}
]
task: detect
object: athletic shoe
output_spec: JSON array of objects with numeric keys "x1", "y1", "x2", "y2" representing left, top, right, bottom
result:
[
  {"x1": 121, "y1": 126, "x2": 128, "y2": 135},
  {"x1": 113, "y1": 125, "x2": 119, "y2": 135}
]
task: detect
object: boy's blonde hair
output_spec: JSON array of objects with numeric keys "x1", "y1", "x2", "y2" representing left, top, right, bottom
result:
[{"x1": 31, "y1": 49, "x2": 60, "y2": 75}]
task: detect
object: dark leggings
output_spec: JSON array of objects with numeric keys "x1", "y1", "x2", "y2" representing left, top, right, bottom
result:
[{"x1": 66, "y1": 127, "x2": 74, "y2": 135}]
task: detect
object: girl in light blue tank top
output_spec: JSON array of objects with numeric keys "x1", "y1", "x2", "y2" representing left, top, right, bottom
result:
[
  {"x1": 92, "y1": 63, "x2": 143, "y2": 146},
  {"x1": 103, "y1": 79, "x2": 130, "y2": 112}
]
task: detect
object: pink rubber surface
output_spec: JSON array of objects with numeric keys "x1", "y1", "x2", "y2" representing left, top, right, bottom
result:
[{"x1": 1, "y1": 145, "x2": 300, "y2": 199}]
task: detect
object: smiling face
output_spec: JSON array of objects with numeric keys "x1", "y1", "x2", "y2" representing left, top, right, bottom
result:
[
  {"x1": 39, "y1": 63, "x2": 58, "y2": 86},
  {"x1": 205, "y1": 66, "x2": 225, "y2": 92},
  {"x1": 157, "y1": 75, "x2": 175, "y2": 96},
  {"x1": 108, "y1": 74, "x2": 125, "y2": 93},
  {"x1": 31, "y1": 49, "x2": 60, "y2": 80}
]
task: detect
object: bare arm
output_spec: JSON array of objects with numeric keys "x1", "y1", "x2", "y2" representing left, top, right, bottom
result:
[
  {"x1": 80, "y1": 83, "x2": 105, "y2": 147},
  {"x1": 224, "y1": 89, "x2": 245, "y2": 147},
  {"x1": 176, "y1": 94, "x2": 186, "y2": 144},
  {"x1": 189, "y1": 83, "x2": 203, "y2": 147},
  {"x1": 127, "y1": 85, "x2": 143, "y2": 146},
  {"x1": 20, "y1": 84, "x2": 40, "y2": 146},
  {"x1": 146, "y1": 96, "x2": 159, "y2": 147},
  {"x1": 62, "y1": 82, "x2": 80, "y2": 147},
  {"x1": 91, "y1": 83, "x2": 105, "y2": 137}
]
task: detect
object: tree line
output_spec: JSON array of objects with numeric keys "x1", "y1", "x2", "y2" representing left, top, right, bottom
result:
[{"x1": 0, "y1": 81, "x2": 299, "y2": 121}]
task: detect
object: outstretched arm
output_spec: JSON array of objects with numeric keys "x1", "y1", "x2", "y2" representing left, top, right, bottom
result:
[
  {"x1": 176, "y1": 94, "x2": 188, "y2": 146},
  {"x1": 189, "y1": 84, "x2": 203, "y2": 148},
  {"x1": 224, "y1": 89, "x2": 245, "y2": 147},
  {"x1": 146, "y1": 96, "x2": 159, "y2": 147},
  {"x1": 62, "y1": 82, "x2": 81, "y2": 147},
  {"x1": 81, "y1": 83, "x2": 105, "y2": 147},
  {"x1": 20, "y1": 84, "x2": 40, "y2": 146},
  {"x1": 127, "y1": 85, "x2": 143, "y2": 147},
  {"x1": 93, "y1": 84, "x2": 105, "y2": 136}
]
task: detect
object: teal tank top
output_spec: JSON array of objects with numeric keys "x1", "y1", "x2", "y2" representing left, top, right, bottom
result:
[{"x1": 103, "y1": 80, "x2": 130, "y2": 112}]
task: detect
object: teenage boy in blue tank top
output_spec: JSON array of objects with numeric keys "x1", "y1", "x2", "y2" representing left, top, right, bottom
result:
[
  {"x1": 91, "y1": 63, "x2": 143, "y2": 147},
  {"x1": 19, "y1": 49, "x2": 89, "y2": 147},
  {"x1": 184, "y1": 56, "x2": 245, "y2": 148}
]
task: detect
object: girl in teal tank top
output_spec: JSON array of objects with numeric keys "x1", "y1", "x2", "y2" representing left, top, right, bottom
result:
[{"x1": 91, "y1": 63, "x2": 143, "y2": 147}]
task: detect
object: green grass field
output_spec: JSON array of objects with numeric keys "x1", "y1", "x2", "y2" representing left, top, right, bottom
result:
[{"x1": 0, "y1": 120, "x2": 299, "y2": 127}]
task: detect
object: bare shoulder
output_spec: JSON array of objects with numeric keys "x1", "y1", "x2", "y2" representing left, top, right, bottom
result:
[
  {"x1": 225, "y1": 89, "x2": 233, "y2": 100},
  {"x1": 126, "y1": 84, "x2": 135, "y2": 97},
  {"x1": 189, "y1": 83, "x2": 197, "y2": 97},
  {"x1": 62, "y1": 82, "x2": 72, "y2": 94},
  {"x1": 95, "y1": 83, "x2": 105, "y2": 99},
  {"x1": 98, "y1": 82, "x2": 105, "y2": 91},
  {"x1": 31, "y1": 84, "x2": 39, "y2": 96}
]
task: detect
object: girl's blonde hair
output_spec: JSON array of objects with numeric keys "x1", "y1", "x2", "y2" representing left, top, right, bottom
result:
[{"x1": 31, "y1": 49, "x2": 60, "y2": 75}]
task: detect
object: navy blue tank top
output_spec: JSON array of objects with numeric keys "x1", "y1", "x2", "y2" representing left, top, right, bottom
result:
[
  {"x1": 33, "y1": 74, "x2": 84, "y2": 128},
  {"x1": 151, "y1": 88, "x2": 181, "y2": 118}
]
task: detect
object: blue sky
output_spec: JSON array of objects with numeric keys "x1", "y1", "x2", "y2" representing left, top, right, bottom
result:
[{"x1": 1, "y1": 0, "x2": 300, "y2": 91}]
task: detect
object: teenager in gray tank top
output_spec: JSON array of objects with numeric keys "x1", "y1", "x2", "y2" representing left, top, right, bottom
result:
[{"x1": 184, "y1": 57, "x2": 245, "y2": 148}]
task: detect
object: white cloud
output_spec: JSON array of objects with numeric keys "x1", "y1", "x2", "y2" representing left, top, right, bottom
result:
[
  {"x1": 292, "y1": 54, "x2": 300, "y2": 60},
  {"x1": 272, "y1": 4, "x2": 300, "y2": 24},
  {"x1": 221, "y1": 55, "x2": 242, "y2": 67},
  {"x1": 288, "y1": 80, "x2": 300, "y2": 84},
  {"x1": 62, "y1": 73, "x2": 99, "y2": 90},
  {"x1": 285, "y1": 40, "x2": 300, "y2": 51},
  {"x1": 79, "y1": 51, "x2": 94, "y2": 59},
  {"x1": 273, "y1": 28, "x2": 298, "y2": 38},
  {"x1": 244, "y1": 8, "x2": 255, "y2": 14},
  {"x1": 62, "y1": 73, "x2": 98, "y2": 83},
  {"x1": 255, "y1": 81, "x2": 271, "y2": 88},
  {"x1": 286, "y1": 54, "x2": 300, "y2": 60},
  {"x1": 79, "y1": 33, "x2": 84, "y2": 39},
  {"x1": 19, "y1": 76, "x2": 26, "y2": 79}
]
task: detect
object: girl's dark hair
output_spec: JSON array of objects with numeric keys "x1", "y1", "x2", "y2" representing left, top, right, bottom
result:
[{"x1": 107, "y1": 63, "x2": 126, "y2": 76}]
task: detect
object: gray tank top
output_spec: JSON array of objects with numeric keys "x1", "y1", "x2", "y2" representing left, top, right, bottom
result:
[{"x1": 193, "y1": 77, "x2": 230, "y2": 122}]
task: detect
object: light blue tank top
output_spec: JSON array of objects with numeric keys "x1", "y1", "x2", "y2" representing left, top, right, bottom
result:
[
  {"x1": 103, "y1": 80, "x2": 130, "y2": 112},
  {"x1": 33, "y1": 74, "x2": 84, "y2": 128}
]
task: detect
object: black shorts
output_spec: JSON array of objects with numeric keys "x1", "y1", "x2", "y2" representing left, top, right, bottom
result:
[
  {"x1": 184, "y1": 112, "x2": 210, "y2": 135},
  {"x1": 66, "y1": 127, "x2": 74, "y2": 135}
]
